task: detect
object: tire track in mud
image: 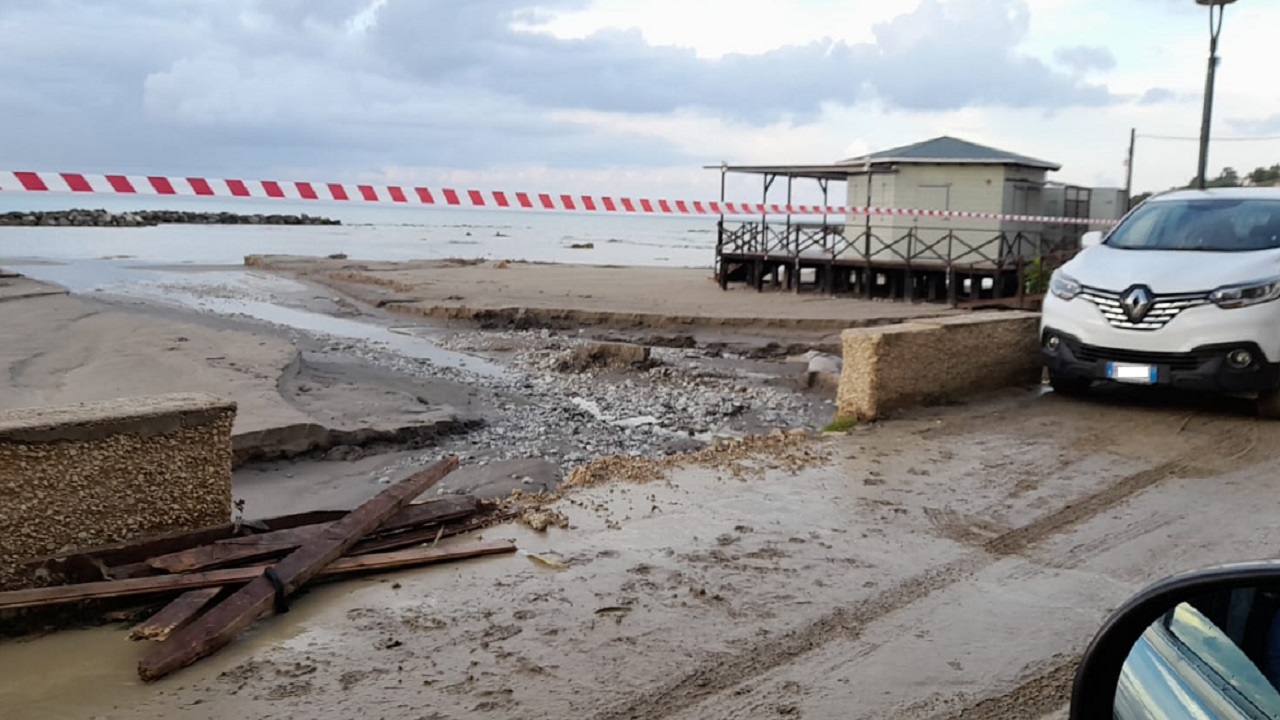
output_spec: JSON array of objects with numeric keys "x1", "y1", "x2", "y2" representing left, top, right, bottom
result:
[
  {"x1": 588, "y1": 556, "x2": 992, "y2": 720},
  {"x1": 941, "y1": 655, "x2": 1078, "y2": 720},
  {"x1": 983, "y1": 459, "x2": 1190, "y2": 557},
  {"x1": 880, "y1": 655, "x2": 1078, "y2": 720},
  {"x1": 589, "y1": 421, "x2": 1256, "y2": 720}
]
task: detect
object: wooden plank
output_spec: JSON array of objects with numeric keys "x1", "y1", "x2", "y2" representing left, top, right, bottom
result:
[
  {"x1": 0, "y1": 540, "x2": 514, "y2": 611},
  {"x1": 146, "y1": 497, "x2": 478, "y2": 574},
  {"x1": 349, "y1": 510, "x2": 515, "y2": 556},
  {"x1": 30, "y1": 510, "x2": 347, "y2": 565},
  {"x1": 25, "y1": 510, "x2": 348, "y2": 582},
  {"x1": 105, "y1": 500, "x2": 478, "y2": 580},
  {"x1": 106, "y1": 561, "x2": 165, "y2": 581},
  {"x1": 124, "y1": 509, "x2": 511, "y2": 584},
  {"x1": 129, "y1": 588, "x2": 222, "y2": 642},
  {"x1": 218, "y1": 497, "x2": 478, "y2": 546},
  {"x1": 108, "y1": 501, "x2": 485, "y2": 580},
  {"x1": 142, "y1": 530, "x2": 317, "y2": 574},
  {"x1": 137, "y1": 457, "x2": 459, "y2": 681}
]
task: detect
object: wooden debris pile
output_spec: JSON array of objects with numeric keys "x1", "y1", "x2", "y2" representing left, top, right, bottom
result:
[{"x1": 0, "y1": 457, "x2": 515, "y2": 681}]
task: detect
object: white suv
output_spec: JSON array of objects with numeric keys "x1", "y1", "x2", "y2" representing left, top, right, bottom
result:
[{"x1": 1041, "y1": 188, "x2": 1280, "y2": 416}]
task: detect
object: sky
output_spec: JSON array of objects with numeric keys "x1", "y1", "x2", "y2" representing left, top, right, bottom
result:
[{"x1": 2, "y1": 0, "x2": 1279, "y2": 205}]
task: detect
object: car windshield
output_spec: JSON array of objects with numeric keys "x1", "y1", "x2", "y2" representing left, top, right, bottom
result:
[{"x1": 1106, "y1": 198, "x2": 1280, "y2": 252}]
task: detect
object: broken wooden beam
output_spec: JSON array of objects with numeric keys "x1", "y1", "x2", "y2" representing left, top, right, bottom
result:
[
  {"x1": 137, "y1": 457, "x2": 460, "y2": 681},
  {"x1": 145, "y1": 496, "x2": 479, "y2": 574},
  {"x1": 219, "y1": 497, "x2": 479, "y2": 546},
  {"x1": 105, "y1": 500, "x2": 489, "y2": 581},
  {"x1": 0, "y1": 540, "x2": 514, "y2": 611},
  {"x1": 24, "y1": 509, "x2": 348, "y2": 583},
  {"x1": 129, "y1": 588, "x2": 222, "y2": 642},
  {"x1": 349, "y1": 510, "x2": 515, "y2": 556}
]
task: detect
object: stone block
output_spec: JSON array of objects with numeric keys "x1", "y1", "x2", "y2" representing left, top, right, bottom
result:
[
  {"x1": 0, "y1": 393, "x2": 236, "y2": 589},
  {"x1": 836, "y1": 312, "x2": 1041, "y2": 420}
]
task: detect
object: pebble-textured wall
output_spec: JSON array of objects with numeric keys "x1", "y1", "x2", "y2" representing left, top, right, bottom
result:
[
  {"x1": 0, "y1": 393, "x2": 236, "y2": 590},
  {"x1": 837, "y1": 313, "x2": 1042, "y2": 421}
]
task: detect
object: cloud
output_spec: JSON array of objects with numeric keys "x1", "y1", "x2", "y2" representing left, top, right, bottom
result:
[
  {"x1": 0, "y1": 0, "x2": 1114, "y2": 182},
  {"x1": 1138, "y1": 87, "x2": 1178, "y2": 105},
  {"x1": 1230, "y1": 114, "x2": 1280, "y2": 136},
  {"x1": 371, "y1": 0, "x2": 1112, "y2": 121},
  {"x1": 865, "y1": 0, "x2": 1110, "y2": 111},
  {"x1": 1053, "y1": 45, "x2": 1116, "y2": 72}
]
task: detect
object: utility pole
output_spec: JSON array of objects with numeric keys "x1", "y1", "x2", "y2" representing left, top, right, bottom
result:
[
  {"x1": 1195, "y1": 0, "x2": 1236, "y2": 190},
  {"x1": 1124, "y1": 128, "x2": 1136, "y2": 206},
  {"x1": 863, "y1": 155, "x2": 872, "y2": 242}
]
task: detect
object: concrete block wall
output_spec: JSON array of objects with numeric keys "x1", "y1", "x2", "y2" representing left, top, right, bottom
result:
[
  {"x1": 837, "y1": 312, "x2": 1042, "y2": 420},
  {"x1": 0, "y1": 393, "x2": 236, "y2": 590}
]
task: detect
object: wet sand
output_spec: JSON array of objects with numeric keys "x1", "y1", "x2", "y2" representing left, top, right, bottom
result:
[
  {"x1": 0, "y1": 277, "x2": 308, "y2": 434},
  {"x1": 0, "y1": 277, "x2": 478, "y2": 462},
  {"x1": 247, "y1": 255, "x2": 958, "y2": 332}
]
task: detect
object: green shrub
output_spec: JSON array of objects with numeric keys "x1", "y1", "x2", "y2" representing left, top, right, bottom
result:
[
  {"x1": 1024, "y1": 257, "x2": 1051, "y2": 295},
  {"x1": 822, "y1": 417, "x2": 858, "y2": 433}
]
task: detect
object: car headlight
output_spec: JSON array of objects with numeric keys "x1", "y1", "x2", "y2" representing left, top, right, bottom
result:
[
  {"x1": 1209, "y1": 277, "x2": 1280, "y2": 309},
  {"x1": 1049, "y1": 271, "x2": 1081, "y2": 301}
]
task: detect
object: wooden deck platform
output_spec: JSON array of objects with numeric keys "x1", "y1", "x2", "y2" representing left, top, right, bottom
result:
[{"x1": 715, "y1": 221, "x2": 1078, "y2": 308}]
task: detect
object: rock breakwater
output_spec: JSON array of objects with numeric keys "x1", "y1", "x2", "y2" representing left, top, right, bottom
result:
[{"x1": 0, "y1": 209, "x2": 340, "y2": 227}]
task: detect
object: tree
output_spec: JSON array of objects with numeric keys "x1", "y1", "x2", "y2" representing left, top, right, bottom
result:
[
  {"x1": 1201, "y1": 167, "x2": 1240, "y2": 188},
  {"x1": 1249, "y1": 164, "x2": 1280, "y2": 185},
  {"x1": 1184, "y1": 167, "x2": 1241, "y2": 189},
  {"x1": 1137, "y1": 162, "x2": 1280, "y2": 203}
]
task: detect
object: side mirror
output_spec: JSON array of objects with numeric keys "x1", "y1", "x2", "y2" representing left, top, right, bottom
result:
[
  {"x1": 1071, "y1": 561, "x2": 1280, "y2": 719},
  {"x1": 1081, "y1": 231, "x2": 1104, "y2": 249}
]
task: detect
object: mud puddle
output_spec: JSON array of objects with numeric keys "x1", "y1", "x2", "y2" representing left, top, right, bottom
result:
[{"x1": 0, "y1": 581, "x2": 354, "y2": 720}]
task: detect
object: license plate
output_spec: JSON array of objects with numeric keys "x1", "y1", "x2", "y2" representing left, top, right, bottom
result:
[{"x1": 1106, "y1": 362, "x2": 1157, "y2": 384}]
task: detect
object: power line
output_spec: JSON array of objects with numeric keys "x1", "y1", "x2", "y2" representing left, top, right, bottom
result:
[{"x1": 1138, "y1": 133, "x2": 1280, "y2": 143}]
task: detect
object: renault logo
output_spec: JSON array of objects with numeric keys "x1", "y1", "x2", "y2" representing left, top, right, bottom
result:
[{"x1": 1121, "y1": 285, "x2": 1154, "y2": 322}]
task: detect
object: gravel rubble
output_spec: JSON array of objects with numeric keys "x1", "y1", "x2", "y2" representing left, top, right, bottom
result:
[
  {"x1": 327, "y1": 327, "x2": 824, "y2": 469},
  {"x1": 157, "y1": 287, "x2": 828, "y2": 474}
]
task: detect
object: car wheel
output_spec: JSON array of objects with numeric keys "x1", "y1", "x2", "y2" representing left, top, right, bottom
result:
[
  {"x1": 1049, "y1": 371, "x2": 1091, "y2": 397},
  {"x1": 1257, "y1": 387, "x2": 1280, "y2": 419}
]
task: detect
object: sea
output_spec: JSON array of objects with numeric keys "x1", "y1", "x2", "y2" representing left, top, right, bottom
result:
[
  {"x1": 0, "y1": 193, "x2": 721, "y2": 272},
  {"x1": 0, "y1": 192, "x2": 738, "y2": 344}
]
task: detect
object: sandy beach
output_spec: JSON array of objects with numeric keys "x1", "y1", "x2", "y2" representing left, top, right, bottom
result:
[
  {"x1": 247, "y1": 255, "x2": 956, "y2": 333},
  {"x1": 0, "y1": 275, "x2": 485, "y2": 467},
  {"x1": 0, "y1": 276, "x2": 308, "y2": 434}
]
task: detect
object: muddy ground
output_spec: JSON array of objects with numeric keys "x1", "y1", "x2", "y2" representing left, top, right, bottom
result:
[
  {"x1": 5, "y1": 385, "x2": 1280, "y2": 719},
  {"x1": 4, "y1": 263, "x2": 1279, "y2": 719}
]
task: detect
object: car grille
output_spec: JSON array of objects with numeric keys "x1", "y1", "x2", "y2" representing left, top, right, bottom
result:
[
  {"x1": 1080, "y1": 286, "x2": 1211, "y2": 331},
  {"x1": 1071, "y1": 343, "x2": 1209, "y2": 372}
]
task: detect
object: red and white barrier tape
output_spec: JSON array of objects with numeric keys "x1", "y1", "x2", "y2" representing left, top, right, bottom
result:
[{"x1": 0, "y1": 171, "x2": 1118, "y2": 226}]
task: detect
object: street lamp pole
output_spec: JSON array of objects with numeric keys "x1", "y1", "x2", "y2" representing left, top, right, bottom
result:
[{"x1": 1195, "y1": 0, "x2": 1236, "y2": 190}]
